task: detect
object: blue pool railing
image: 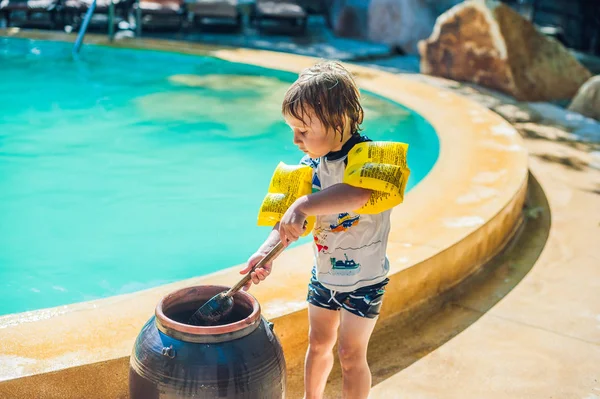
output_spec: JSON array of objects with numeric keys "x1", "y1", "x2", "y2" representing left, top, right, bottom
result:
[
  {"x1": 73, "y1": 0, "x2": 118, "y2": 55},
  {"x1": 72, "y1": 0, "x2": 97, "y2": 54}
]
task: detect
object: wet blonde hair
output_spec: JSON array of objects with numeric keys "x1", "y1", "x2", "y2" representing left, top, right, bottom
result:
[{"x1": 282, "y1": 61, "x2": 364, "y2": 141}]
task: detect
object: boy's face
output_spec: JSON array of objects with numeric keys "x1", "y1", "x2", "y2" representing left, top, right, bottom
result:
[{"x1": 284, "y1": 109, "x2": 344, "y2": 159}]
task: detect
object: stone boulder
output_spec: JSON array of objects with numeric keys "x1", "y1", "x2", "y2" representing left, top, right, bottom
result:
[
  {"x1": 368, "y1": 0, "x2": 461, "y2": 55},
  {"x1": 418, "y1": 0, "x2": 592, "y2": 102},
  {"x1": 568, "y1": 75, "x2": 600, "y2": 121}
]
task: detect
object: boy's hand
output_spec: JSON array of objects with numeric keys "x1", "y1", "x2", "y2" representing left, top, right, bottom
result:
[
  {"x1": 240, "y1": 251, "x2": 272, "y2": 291},
  {"x1": 279, "y1": 201, "x2": 307, "y2": 246}
]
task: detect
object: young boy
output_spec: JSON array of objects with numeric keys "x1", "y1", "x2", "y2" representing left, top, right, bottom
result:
[{"x1": 240, "y1": 61, "x2": 399, "y2": 399}]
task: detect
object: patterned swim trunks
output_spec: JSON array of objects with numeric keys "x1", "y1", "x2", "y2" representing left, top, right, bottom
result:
[{"x1": 307, "y1": 271, "x2": 389, "y2": 319}]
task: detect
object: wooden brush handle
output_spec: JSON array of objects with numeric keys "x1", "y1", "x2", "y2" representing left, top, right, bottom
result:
[{"x1": 226, "y1": 241, "x2": 285, "y2": 296}]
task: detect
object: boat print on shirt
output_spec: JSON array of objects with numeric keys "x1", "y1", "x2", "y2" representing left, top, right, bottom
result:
[
  {"x1": 330, "y1": 254, "x2": 360, "y2": 270},
  {"x1": 329, "y1": 213, "x2": 360, "y2": 233}
]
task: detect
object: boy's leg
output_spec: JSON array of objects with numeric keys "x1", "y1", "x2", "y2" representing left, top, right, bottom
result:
[
  {"x1": 304, "y1": 304, "x2": 340, "y2": 399},
  {"x1": 338, "y1": 310, "x2": 378, "y2": 399}
]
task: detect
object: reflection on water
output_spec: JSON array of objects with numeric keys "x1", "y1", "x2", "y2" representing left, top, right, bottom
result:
[{"x1": 136, "y1": 74, "x2": 289, "y2": 138}]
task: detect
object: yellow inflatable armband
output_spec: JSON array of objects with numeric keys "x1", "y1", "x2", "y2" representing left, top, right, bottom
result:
[
  {"x1": 257, "y1": 162, "x2": 315, "y2": 236},
  {"x1": 343, "y1": 141, "x2": 410, "y2": 214}
]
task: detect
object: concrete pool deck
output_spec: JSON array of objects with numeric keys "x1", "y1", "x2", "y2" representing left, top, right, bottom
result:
[
  {"x1": 0, "y1": 29, "x2": 562, "y2": 399},
  {"x1": 359, "y1": 72, "x2": 600, "y2": 398},
  {"x1": 369, "y1": 115, "x2": 600, "y2": 399}
]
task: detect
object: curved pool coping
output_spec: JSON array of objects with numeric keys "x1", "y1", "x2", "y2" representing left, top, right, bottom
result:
[{"x1": 0, "y1": 29, "x2": 529, "y2": 398}]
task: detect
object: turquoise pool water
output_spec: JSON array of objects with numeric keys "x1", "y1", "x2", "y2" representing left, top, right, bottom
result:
[{"x1": 0, "y1": 37, "x2": 439, "y2": 316}]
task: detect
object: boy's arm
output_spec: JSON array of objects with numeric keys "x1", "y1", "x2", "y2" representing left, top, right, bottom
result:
[
  {"x1": 296, "y1": 183, "x2": 372, "y2": 216},
  {"x1": 240, "y1": 223, "x2": 281, "y2": 290},
  {"x1": 279, "y1": 183, "x2": 372, "y2": 244},
  {"x1": 257, "y1": 222, "x2": 282, "y2": 254}
]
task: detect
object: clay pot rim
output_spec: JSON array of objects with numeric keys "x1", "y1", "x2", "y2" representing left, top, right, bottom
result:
[{"x1": 155, "y1": 285, "x2": 261, "y2": 337}]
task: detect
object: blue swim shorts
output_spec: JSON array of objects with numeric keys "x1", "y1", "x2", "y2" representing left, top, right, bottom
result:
[{"x1": 307, "y1": 271, "x2": 389, "y2": 319}]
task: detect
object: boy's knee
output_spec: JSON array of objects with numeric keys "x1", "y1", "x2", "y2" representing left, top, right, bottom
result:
[
  {"x1": 337, "y1": 344, "x2": 365, "y2": 371},
  {"x1": 308, "y1": 331, "x2": 336, "y2": 354}
]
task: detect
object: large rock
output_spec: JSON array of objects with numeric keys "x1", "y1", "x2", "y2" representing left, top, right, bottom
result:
[
  {"x1": 368, "y1": 0, "x2": 460, "y2": 54},
  {"x1": 418, "y1": 0, "x2": 592, "y2": 102},
  {"x1": 568, "y1": 75, "x2": 600, "y2": 121}
]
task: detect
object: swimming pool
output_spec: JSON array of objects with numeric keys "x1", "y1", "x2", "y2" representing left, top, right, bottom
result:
[{"x1": 0, "y1": 37, "x2": 439, "y2": 316}]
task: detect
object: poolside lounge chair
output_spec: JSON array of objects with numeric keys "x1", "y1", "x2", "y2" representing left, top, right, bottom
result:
[
  {"x1": 184, "y1": 0, "x2": 240, "y2": 30},
  {"x1": 499, "y1": 0, "x2": 599, "y2": 55},
  {"x1": 0, "y1": 0, "x2": 61, "y2": 27},
  {"x1": 62, "y1": 0, "x2": 132, "y2": 29},
  {"x1": 253, "y1": 0, "x2": 307, "y2": 34},
  {"x1": 132, "y1": 0, "x2": 185, "y2": 30},
  {"x1": 529, "y1": 0, "x2": 600, "y2": 55}
]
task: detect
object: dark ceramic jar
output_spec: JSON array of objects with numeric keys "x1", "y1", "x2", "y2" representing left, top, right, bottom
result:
[{"x1": 129, "y1": 285, "x2": 286, "y2": 398}]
